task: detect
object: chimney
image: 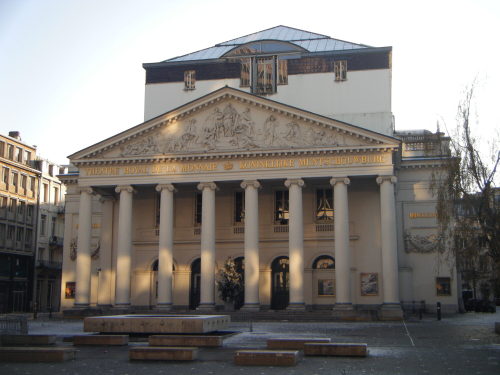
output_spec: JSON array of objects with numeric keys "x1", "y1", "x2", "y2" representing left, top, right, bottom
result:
[{"x1": 8, "y1": 131, "x2": 21, "y2": 140}]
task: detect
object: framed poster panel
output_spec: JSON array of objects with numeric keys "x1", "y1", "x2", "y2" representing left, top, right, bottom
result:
[
  {"x1": 360, "y1": 273, "x2": 379, "y2": 296},
  {"x1": 318, "y1": 279, "x2": 335, "y2": 296}
]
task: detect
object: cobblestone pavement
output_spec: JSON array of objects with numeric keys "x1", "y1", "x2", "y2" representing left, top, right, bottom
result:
[{"x1": 1, "y1": 312, "x2": 499, "y2": 374}]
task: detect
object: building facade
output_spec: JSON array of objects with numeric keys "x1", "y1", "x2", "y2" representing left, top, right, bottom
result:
[
  {"x1": 0, "y1": 132, "x2": 39, "y2": 313},
  {"x1": 60, "y1": 26, "x2": 457, "y2": 315}
]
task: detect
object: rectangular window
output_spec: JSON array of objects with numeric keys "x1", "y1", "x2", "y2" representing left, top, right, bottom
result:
[
  {"x1": 275, "y1": 190, "x2": 289, "y2": 225},
  {"x1": 8, "y1": 145, "x2": 14, "y2": 160},
  {"x1": 316, "y1": 188, "x2": 333, "y2": 221},
  {"x1": 53, "y1": 187, "x2": 59, "y2": 204},
  {"x1": 334, "y1": 60, "x2": 347, "y2": 81},
  {"x1": 41, "y1": 214, "x2": 47, "y2": 236},
  {"x1": 25, "y1": 150, "x2": 31, "y2": 162},
  {"x1": 30, "y1": 176, "x2": 36, "y2": 191},
  {"x1": 2, "y1": 167, "x2": 8, "y2": 184},
  {"x1": 234, "y1": 191, "x2": 245, "y2": 224},
  {"x1": 184, "y1": 70, "x2": 196, "y2": 90},
  {"x1": 7, "y1": 225, "x2": 15, "y2": 240},
  {"x1": 16, "y1": 147, "x2": 23, "y2": 162},
  {"x1": 0, "y1": 196, "x2": 5, "y2": 217},
  {"x1": 17, "y1": 201, "x2": 25, "y2": 218},
  {"x1": 51, "y1": 216, "x2": 56, "y2": 236},
  {"x1": 278, "y1": 59, "x2": 288, "y2": 85},
  {"x1": 27, "y1": 204, "x2": 33, "y2": 219},
  {"x1": 21, "y1": 175, "x2": 27, "y2": 190},
  {"x1": 43, "y1": 183, "x2": 48, "y2": 202},
  {"x1": 25, "y1": 229, "x2": 32, "y2": 247},
  {"x1": 11, "y1": 171, "x2": 18, "y2": 187},
  {"x1": 256, "y1": 57, "x2": 275, "y2": 94},
  {"x1": 240, "y1": 58, "x2": 251, "y2": 87},
  {"x1": 9, "y1": 199, "x2": 16, "y2": 213},
  {"x1": 16, "y1": 227, "x2": 23, "y2": 242},
  {"x1": 0, "y1": 223, "x2": 5, "y2": 245},
  {"x1": 195, "y1": 193, "x2": 202, "y2": 225}
]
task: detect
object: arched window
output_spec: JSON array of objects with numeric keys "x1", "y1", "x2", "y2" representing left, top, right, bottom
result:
[{"x1": 313, "y1": 255, "x2": 335, "y2": 269}]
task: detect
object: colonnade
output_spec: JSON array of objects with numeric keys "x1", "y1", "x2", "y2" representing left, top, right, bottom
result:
[{"x1": 73, "y1": 176, "x2": 400, "y2": 310}]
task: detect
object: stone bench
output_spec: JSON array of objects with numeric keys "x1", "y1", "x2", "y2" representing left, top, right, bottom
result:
[
  {"x1": 129, "y1": 346, "x2": 198, "y2": 361},
  {"x1": 304, "y1": 342, "x2": 368, "y2": 357},
  {"x1": 0, "y1": 334, "x2": 56, "y2": 346},
  {"x1": 73, "y1": 335, "x2": 129, "y2": 346},
  {"x1": 149, "y1": 335, "x2": 223, "y2": 347},
  {"x1": 267, "y1": 338, "x2": 331, "y2": 350},
  {"x1": 234, "y1": 350, "x2": 299, "y2": 366},
  {"x1": 0, "y1": 347, "x2": 76, "y2": 362}
]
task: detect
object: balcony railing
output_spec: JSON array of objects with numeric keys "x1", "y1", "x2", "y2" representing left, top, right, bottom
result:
[{"x1": 36, "y1": 260, "x2": 62, "y2": 270}]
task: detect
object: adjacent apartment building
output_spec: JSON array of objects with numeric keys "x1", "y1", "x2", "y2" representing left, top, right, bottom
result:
[
  {"x1": 0, "y1": 131, "x2": 66, "y2": 313},
  {"x1": 60, "y1": 26, "x2": 456, "y2": 317}
]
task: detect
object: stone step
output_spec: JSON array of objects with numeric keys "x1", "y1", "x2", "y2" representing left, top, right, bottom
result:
[
  {"x1": 267, "y1": 337, "x2": 331, "y2": 350},
  {"x1": 149, "y1": 335, "x2": 223, "y2": 347},
  {"x1": 234, "y1": 350, "x2": 299, "y2": 366},
  {"x1": 73, "y1": 335, "x2": 129, "y2": 346},
  {"x1": 0, "y1": 334, "x2": 56, "y2": 346},
  {"x1": 129, "y1": 346, "x2": 198, "y2": 361},
  {"x1": 0, "y1": 347, "x2": 76, "y2": 362},
  {"x1": 304, "y1": 342, "x2": 368, "y2": 357}
]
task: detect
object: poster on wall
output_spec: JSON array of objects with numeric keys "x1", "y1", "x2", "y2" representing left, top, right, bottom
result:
[
  {"x1": 436, "y1": 277, "x2": 451, "y2": 296},
  {"x1": 360, "y1": 273, "x2": 379, "y2": 296},
  {"x1": 65, "y1": 282, "x2": 76, "y2": 299},
  {"x1": 318, "y1": 279, "x2": 335, "y2": 296}
]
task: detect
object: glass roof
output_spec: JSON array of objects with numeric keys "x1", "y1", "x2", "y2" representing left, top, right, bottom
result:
[{"x1": 165, "y1": 25, "x2": 369, "y2": 63}]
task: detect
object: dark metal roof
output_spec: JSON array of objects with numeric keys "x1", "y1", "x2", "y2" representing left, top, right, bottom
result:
[{"x1": 165, "y1": 25, "x2": 370, "y2": 63}]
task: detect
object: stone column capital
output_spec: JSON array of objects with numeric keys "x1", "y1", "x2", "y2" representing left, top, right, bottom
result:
[
  {"x1": 197, "y1": 182, "x2": 217, "y2": 191},
  {"x1": 156, "y1": 183, "x2": 176, "y2": 193},
  {"x1": 330, "y1": 177, "x2": 350, "y2": 187},
  {"x1": 115, "y1": 185, "x2": 136, "y2": 194},
  {"x1": 240, "y1": 180, "x2": 261, "y2": 190},
  {"x1": 284, "y1": 178, "x2": 305, "y2": 189},
  {"x1": 376, "y1": 175, "x2": 397, "y2": 185}
]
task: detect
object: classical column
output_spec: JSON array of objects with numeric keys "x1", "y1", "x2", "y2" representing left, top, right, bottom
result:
[
  {"x1": 377, "y1": 176, "x2": 401, "y2": 307},
  {"x1": 114, "y1": 185, "x2": 135, "y2": 307},
  {"x1": 97, "y1": 195, "x2": 114, "y2": 306},
  {"x1": 156, "y1": 184, "x2": 176, "y2": 310},
  {"x1": 240, "y1": 180, "x2": 261, "y2": 311},
  {"x1": 75, "y1": 187, "x2": 93, "y2": 307},
  {"x1": 285, "y1": 178, "x2": 305, "y2": 310},
  {"x1": 197, "y1": 182, "x2": 217, "y2": 310},
  {"x1": 331, "y1": 177, "x2": 352, "y2": 310}
]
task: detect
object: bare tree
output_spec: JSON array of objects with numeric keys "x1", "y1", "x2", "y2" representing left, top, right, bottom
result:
[{"x1": 433, "y1": 82, "x2": 500, "y2": 304}]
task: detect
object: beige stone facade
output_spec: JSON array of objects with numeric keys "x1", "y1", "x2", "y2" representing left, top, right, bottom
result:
[{"x1": 60, "y1": 27, "x2": 458, "y2": 314}]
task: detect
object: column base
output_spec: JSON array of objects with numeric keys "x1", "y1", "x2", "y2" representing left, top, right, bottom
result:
[
  {"x1": 333, "y1": 303, "x2": 353, "y2": 311},
  {"x1": 287, "y1": 302, "x2": 306, "y2": 311},
  {"x1": 241, "y1": 303, "x2": 260, "y2": 311},
  {"x1": 196, "y1": 303, "x2": 216, "y2": 311},
  {"x1": 156, "y1": 303, "x2": 173, "y2": 311},
  {"x1": 379, "y1": 303, "x2": 403, "y2": 321}
]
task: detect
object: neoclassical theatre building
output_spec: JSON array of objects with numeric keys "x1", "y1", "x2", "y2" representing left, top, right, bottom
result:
[{"x1": 60, "y1": 26, "x2": 456, "y2": 316}]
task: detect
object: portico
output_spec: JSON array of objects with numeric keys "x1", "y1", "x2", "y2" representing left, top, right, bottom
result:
[{"x1": 63, "y1": 87, "x2": 402, "y2": 314}]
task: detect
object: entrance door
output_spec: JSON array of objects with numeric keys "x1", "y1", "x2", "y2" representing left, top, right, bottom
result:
[
  {"x1": 271, "y1": 256, "x2": 289, "y2": 310},
  {"x1": 189, "y1": 258, "x2": 201, "y2": 310}
]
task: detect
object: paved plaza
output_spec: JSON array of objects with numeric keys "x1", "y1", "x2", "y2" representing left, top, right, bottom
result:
[{"x1": 1, "y1": 312, "x2": 499, "y2": 374}]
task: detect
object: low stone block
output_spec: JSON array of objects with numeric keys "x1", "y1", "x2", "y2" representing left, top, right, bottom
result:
[
  {"x1": 495, "y1": 322, "x2": 500, "y2": 334},
  {"x1": 129, "y1": 346, "x2": 198, "y2": 361},
  {"x1": 234, "y1": 350, "x2": 299, "y2": 366},
  {"x1": 304, "y1": 342, "x2": 367, "y2": 357},
  {"x1": 149, "y1": 335, "x2": 222, "y2": 347},
  {"x1": 0, "y1": 334, "x2": 56, "y2": 346},
  {"x1": 73, "y1": 335, "x2": 129, "y2": 346},
  {"x1": 267, "y1": 338, "x2": 331, "y2": 350},
  {"x1": 0, "y1": 347, "x2": 76, "y2": 362}
]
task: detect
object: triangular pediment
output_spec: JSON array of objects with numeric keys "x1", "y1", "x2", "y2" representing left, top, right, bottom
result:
[{"x1": 69, "y1": 87, "x2": 398, "y2": 163}]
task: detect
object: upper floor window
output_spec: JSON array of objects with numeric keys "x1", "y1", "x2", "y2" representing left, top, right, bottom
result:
[
  {"x1": 16, "y1": 147, "x2": 23, "y2": 162},
  {"x1": 41, "y1": 214, "x2": 47, "y2": 236},
  {"x1": 7, "y1": 145, "x2": 14, "y2": 160},
  {"x1": 316, "y1": 188, "x2": 333, "y2": 221},
  {"x1": 234, "y1": 191, "x2": 244, "y2": 224},
  {"x1": 11, "y1": 171, "x2": 18, "y2": 187},
  {"x1": 275, "y1": 190, "x2": 289, "y2": 225},
  {"x1": 240, "y1": 57, "x2": 288, "y2": 95},
  {"x1": 2, "y1": 167, "x2": 8, "y2": 184},
  {"x1": 334, "y1": 60, "x2": 347, "y2": 81},
  {"x1": 184, "y1": 70, "x2": 196, "y2": 90}
]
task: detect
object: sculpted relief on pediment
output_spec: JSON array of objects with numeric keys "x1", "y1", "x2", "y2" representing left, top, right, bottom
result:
[{"x1": 119, "y1": 103, "x2": 367, "y2": 157}]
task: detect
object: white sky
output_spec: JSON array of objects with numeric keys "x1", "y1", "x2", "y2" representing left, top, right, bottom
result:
[{"x1": 0, "y1": 0, "x2": 498, "y2": 165}]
